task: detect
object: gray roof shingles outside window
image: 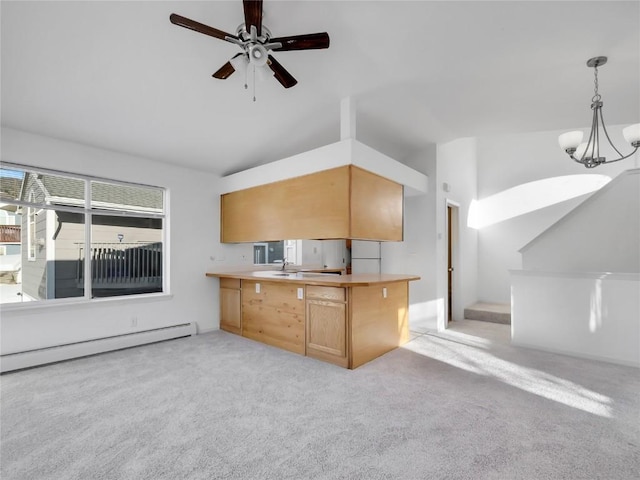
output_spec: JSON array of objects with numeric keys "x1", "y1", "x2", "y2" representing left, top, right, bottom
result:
[{"x1": 12, "y1": 172, "x2": 163, "y2": 212}]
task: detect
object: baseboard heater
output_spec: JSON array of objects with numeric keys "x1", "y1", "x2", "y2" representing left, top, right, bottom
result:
[{"x1": 0, "y1": 323, "x2": 196, "y2": 373}]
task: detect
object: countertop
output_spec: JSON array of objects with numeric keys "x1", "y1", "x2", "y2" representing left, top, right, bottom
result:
[{"x1": 206, "y1": 270, "x2": 420, "y2": 287}]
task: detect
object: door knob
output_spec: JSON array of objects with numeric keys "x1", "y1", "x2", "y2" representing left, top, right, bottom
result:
[{"x1": 448, "y1": 267, "x2": 454, "y2": 272}]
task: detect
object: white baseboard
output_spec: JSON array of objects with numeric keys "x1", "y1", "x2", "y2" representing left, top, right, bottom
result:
[
  {"x1": 512, "y1": 340, "x2": 640, "y2": 369},
  {"x1": 0, "y1": 323, "x2": 196, "y2": 373}
]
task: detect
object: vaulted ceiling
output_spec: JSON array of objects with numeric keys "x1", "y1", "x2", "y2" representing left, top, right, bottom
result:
[{"x1": 2, "y1": 1, "x2": 638, "y2": 176}]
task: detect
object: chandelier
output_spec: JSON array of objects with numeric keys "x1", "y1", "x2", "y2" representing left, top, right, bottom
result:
[{"x1": 558, "y1": 57, "x2": 639, "y2": 168}]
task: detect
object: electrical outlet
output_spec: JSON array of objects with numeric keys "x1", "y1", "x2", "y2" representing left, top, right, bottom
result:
[
  {"x1": 256, "y1": 283, "x2": 261, "y2": 293},
  {"x1": 382, "y1": 288, "x2": 388, "y2": 299},
  {"x1": 297, "y1": 288, "x2": 304, "y2": 300}
]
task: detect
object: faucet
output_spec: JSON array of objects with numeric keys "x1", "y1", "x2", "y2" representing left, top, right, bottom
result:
[{"x1": 281, "y1": 260, "x2": 290, "y2": 271}]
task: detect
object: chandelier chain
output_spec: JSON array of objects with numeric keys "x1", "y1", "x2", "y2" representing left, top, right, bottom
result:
[{"x1": 592, "y1": 65, "x2": 601, "y2": 103}]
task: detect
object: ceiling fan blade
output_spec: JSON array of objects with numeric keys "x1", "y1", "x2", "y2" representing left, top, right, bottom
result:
[
  {"x1": 212, "y1": 54, "x2": 244, "y2": 79},
  {"x1": 170, "y1": 13, "x2": 239, "y2": 43},
  {"x1": 267, "y1": 55, "x2": 297, "y2": 88},
  {"x1": 243, "y1": 0, "x2": 263, "y2": 37},
  {"x1": 270, "y1": 32, "x2": 330, "y2": 51}
]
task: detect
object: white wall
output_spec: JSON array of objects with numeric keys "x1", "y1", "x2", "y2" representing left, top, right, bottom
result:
[
  {"x1": 0, "y1": 128, "x2": 251, "y2": 355},
  {"x1": 381, "y1": 139, "x2": 479, "y2": 332},
  {"x1": 511, "y1": 270, "x2": 640, "y2": 367},
  {"x1": 436, "y1": 138, "x2": 478, "y2": 327},
  {"x1": 521, "y1": 169, "x2": 640, "y2": 272},
  {"x1": 298, "y1": 240, "x2": 322, "y2": 266},
  {"x1": 476, "y1": 125, "x2": 638, "y2": 303},
  {"x1": 381, "y1": 145, "x2": 439, "y2": 332}
]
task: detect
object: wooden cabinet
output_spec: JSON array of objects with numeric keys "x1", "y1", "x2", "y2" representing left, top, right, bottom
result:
[
  {"x1": 305, "y1": 285, "x2": 348, "y2": 367},
  {"x1": 219, "y1": 278, "x2": 241, "y2": 335},
  {"x1": 220, "y1": 165, "x2": 403, "y2": 242},
  {"x1": 241, "y1": 280, "x2": 305, "y2": 355},
  {"x1": 350, "y1": 282, "x2": 409, "y2": 369},
  {"x1": 350, "y1": 166, "x2": 403, "y2": 241},
  {"x1": 213, "y1": 274, "x2": 415, "y2": 369}
]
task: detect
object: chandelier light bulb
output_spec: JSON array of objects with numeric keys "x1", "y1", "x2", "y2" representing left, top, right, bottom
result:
[
  {"x1": 622, "y1": 123, "x2": 640, "y2": 147},
  {"x1": 574, "y1": 142, "x2": 590, "y2": 160},
  {"x1": 558, "y1": 131, "x2": 584, "y2": 152}
]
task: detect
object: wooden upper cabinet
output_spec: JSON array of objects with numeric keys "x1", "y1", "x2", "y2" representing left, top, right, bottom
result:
[
  {"x1": 221, "y1": 165, "x2": 403, "y2": 242},
  {"x1": 350, "y1": 166, "x2": 403, "y2": 241}
]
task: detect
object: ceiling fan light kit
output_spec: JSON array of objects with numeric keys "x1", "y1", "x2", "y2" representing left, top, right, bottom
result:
[
  {"x1": 170, "y1": 0, "x2": 329, "y2": 100},
  {"x1": 559, "y1": 56, "x2": 639, "y2": 168}
]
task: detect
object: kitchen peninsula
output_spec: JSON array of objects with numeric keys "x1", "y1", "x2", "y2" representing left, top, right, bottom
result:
[{"x1": 207, "y1": 270, "x2": 420, "y2": 369}]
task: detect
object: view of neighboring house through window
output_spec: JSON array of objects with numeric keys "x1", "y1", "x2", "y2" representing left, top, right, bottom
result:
[
  {"x1": 88, "y1": 181, "x2": 164, "y2": 298},
  {"x1": 27, "y1": 192, "x2": 36, "y2": 260},
  {"x1": 0, "y1": 163, "x2": 166, "y2": 304},
  {"x1": 0, "y1": 207, "x2": 22, "y2": 291}
]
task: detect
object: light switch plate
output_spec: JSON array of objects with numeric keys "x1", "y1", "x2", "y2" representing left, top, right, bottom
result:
[
  {"x1": 297, "y1": 288, "x2": 304, "y2": 300},
  {"x1": 256, "y1": 283, "x2": 260, "y2": 293}
]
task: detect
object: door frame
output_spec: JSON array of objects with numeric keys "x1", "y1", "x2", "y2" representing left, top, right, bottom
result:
[{"x1": 445, "y1": 200, "x2": 460, "y2": 329}]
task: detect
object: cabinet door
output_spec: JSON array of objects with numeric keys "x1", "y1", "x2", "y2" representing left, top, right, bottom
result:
[
  {"x1": 351, "y1": 282, "x2": 409, "y2": 368},
  {"x1": 350, "y1": 166, "x2": 403, "y2": 241},
  {"x1": 306, "y1": 298, "x2": 348, "y2": 367},
  {"x1": 242, "y1": 281, "x2": 305, "y2": 355},
  {"x1": 221, "y1": 166, "x2": 350, "y2": 242},
  {"x1": 220, "y1": 287, "x2": 241, "y2": 335}
]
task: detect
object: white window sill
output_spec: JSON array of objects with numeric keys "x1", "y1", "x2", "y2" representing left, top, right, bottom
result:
[{"x1": 0, "y1": 292, "x2": 174, "y2": 314}]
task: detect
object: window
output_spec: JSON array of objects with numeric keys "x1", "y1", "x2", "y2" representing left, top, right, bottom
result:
[
  {"x1": 253, "y1": 240, "x2": 297, "y2": 265},
  {"x1": 0, "y1": 163, "x2": 166, "y2": 304},
  {"x1": 27, "y1": 193, "x2": 36, "y2": 261}
]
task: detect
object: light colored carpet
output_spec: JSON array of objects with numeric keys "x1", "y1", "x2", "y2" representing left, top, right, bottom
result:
[{"x1": 1, "y1": 320, "x2": 639, "y2": 480}]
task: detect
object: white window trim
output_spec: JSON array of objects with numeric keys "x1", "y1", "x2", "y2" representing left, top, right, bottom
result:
[{"x1": 1, "y1": 161, "x2": 168, "y2": 306}]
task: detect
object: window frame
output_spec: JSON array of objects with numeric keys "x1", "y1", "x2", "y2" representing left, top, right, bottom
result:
[{"x1": 0, "y1": 161, "x2": 168, "y2": 307}]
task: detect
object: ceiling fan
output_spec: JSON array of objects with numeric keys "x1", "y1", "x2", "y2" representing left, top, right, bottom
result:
[{"x1": 170, "y1": 0, "x2": 330, "y2": 89}]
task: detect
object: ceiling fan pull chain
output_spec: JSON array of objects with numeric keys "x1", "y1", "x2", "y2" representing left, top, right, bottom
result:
[{"x1": 253, "y1": 66, "x2": 257, "y2": 102}]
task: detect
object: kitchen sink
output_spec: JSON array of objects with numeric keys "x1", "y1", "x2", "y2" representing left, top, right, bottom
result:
[{"x1": 257, "y1": 271, "x2": 336, "y2": 278}]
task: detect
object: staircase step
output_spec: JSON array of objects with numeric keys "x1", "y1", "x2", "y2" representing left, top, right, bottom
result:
[{"x1": 464, "y1": 302, "x2": 511, "y2": 325}]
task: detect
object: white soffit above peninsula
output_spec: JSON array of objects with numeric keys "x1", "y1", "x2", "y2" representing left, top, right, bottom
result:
[{"x1": 220, "y1": 98, "x2": 428, "y2": 196}]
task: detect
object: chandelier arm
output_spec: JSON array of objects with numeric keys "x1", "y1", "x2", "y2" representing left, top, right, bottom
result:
[
  {"x1": 597, "y1": 108, "x2": 625, "y2": 159},
  {"x1": 602, "y1": 146, "x2": 639, "y2": 164},
  {"x1": 596, "y1": 109, "x2": 602, "y2": 159},
  {"x1": 579, "y1": 108, "x2": 598, "y2": 162}
]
